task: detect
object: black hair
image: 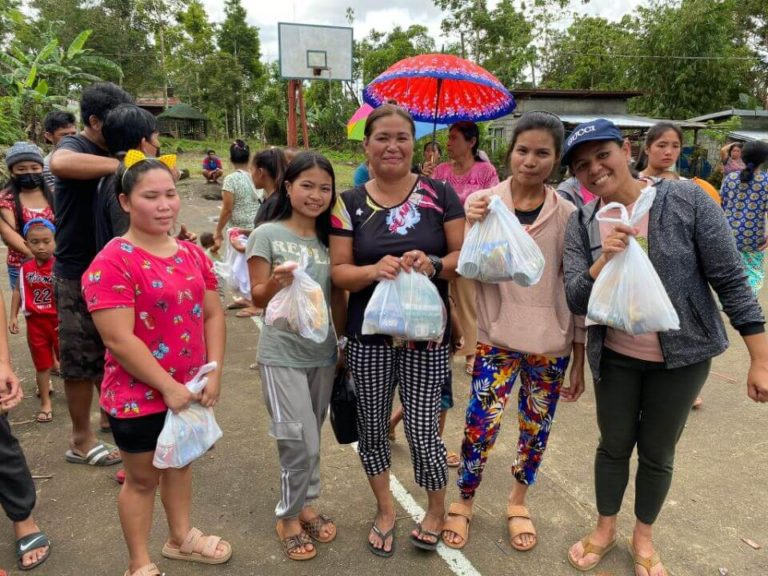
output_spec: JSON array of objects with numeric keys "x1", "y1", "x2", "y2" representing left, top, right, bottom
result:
[
  {"x1": 423, "y1": 141, "x2": 442, "y2": 155},
  {"x1": 0, "y1": 175, "x2": 55, "y2": 239},
  {"x1": 450, "y1": 121, "x2": 481, "y2": 161},
  {"x1": 207, "y1": 149, "x2": 216, "y2": 155},
  {"x1": 364, "y1": 104, "x2": 415, "y2": 139},
  {"x1": 739, "y1": 141, "x2": 768, "y2": 183},
  {"x1": 199, "y1": 232, "x2": 215, "y2": 248},
  {"x1": 116, "y1": 158, "x2": 174, "y2": 198},
  {"x1": 262, "y1": 151, "x2": 336, "y2": 247},
  {"x1": 80, "y1": 82, "x2": 133, "y2": 130},
  {"x1": 504, "y1": 111, "x2": 564, "y2": 165},
  {"x1": 43, "y1": 110, "x2": 76, "y2": 134},
  {"x1": 634, "y1": 122, "x2": 683, "y2": 172},
  {"x1": 253, "y1": 148, "x2": 288, "y2": 188},
  {"x1": 103, "y1": 104, "x2": 157, "y2": 156},
  {"x1": 230, "y1": 139, "x2": 250, "y2": 164}
]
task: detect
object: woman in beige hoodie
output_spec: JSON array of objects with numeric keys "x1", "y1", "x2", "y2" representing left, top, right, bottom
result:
[{"x1": 442, "y1": 111, "x2": 586, "y2": 552}]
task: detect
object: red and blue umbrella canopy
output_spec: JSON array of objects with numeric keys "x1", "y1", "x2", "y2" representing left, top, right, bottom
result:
[{"x1": 363, "y1": 53, "x2": 516, "y2": 124}]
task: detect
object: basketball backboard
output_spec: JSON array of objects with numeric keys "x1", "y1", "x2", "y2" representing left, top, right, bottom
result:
[{"x1": 278, "y1": 23, "x2": 353, "y2": 81}]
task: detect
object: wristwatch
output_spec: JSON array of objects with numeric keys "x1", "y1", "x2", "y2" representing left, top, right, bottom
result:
[{"x1": 427, "y1": 255, "x2": 443, "y2": 279}]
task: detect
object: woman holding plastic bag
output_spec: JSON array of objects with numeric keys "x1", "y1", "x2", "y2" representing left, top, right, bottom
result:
[
  {"x1": 83, "y1": 153, "x2": 231, "y2": 576},
  {"x1": 246, "y1": 152, "x2": 345, "y2": 562},
  {"x1": 330, "y1": 105, "x2": 464, "y2": 556},
  {"x1": 442, "y1": 112, "x2": 586, "y2": 552},
  {"x1": 562, "y1": 119, "x2": 768, "y2": 576}
]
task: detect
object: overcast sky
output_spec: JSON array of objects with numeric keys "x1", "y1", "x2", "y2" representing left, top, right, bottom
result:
[{"x1": 201, "y1": 0, "x2": 645, "y2": 63}]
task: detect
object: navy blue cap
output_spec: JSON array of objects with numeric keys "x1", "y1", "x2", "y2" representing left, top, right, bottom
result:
[{"x1": 561, "y1": 119, "x2": 623, "y2": 166}]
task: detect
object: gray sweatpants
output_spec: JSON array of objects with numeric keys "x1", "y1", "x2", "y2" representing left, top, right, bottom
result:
[{"x1": 259, "y1": 364, "x2": 336, "y2": 519}]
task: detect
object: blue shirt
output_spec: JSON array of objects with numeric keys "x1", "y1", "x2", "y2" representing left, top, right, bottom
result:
[{"x1": 353, "y1": 163, "x2": 370, "y2": 187}]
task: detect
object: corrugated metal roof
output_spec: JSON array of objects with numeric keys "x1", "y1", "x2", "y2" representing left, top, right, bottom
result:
[
  {"x1": 556, "y1": 114, "x2": 705, "y2": 129},
  {"x1": 729, "y1": 130, "x2": 768, "y2": 142},
  {"x1": 689, "y1": 109, "x2": 768, "y2": 122}
]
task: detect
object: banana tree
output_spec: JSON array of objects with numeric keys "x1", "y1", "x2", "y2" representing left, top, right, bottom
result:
[{"x1": 0, "y1": 29, "x2": 123, "y2": 141}]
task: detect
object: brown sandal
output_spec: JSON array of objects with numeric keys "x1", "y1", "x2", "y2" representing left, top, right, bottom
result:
[
  {"x1": 35, "y1": 411, "x2": 53, "y2": 423},
  {"x1": 507, "y1": 504, "x2": 537, "y2": 551},
  {"x1": 300, "y1": 513, "x2": 337, "y2": 543},
  {"x1": 277, "y1": 528, "x2": 316, "y2": 561},
  {"x1": 629, "y1": 537, "x2": 668, "y2": 576},
  {"x1": 123, "y1": 563, "x2": 161, "y2": 576},
  {"x1": 567, "y1": 535, "x2": 617, "y2": 572},
  {"x1": 161, "y1": 527, "x2": 232, "y2": 565},
  {"x1": 441, "y1": 501, "x2": 473, "y2": 549},
  {"x1": 446, "y1": 451, "x2": 460, "y2": 468}
]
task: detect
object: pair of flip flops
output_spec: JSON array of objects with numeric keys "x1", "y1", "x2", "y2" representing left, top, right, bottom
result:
[
  {"x1": 65, "y1": 442, "x2": 122, "y2": 466},
  {"x1": 16, "y1": 531, "x2": 51, "y2": 571}
]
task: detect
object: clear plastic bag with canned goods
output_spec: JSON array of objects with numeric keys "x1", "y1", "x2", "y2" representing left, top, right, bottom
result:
[
  {"x1": 264, "y1": 253, "x2": 330, "y2": 344},
  {"x1": 153, "y1": 362, "x2": 223, "y2": 469},
  {"x1": 457, "y1": 195, "x2": 545, "y2": 286},
  {"x1": 586, "y1": 186, "x2": 680, "y2": 335},
  {"x1": 362, "y1": 269, "x2": 447, "y2": 342}
]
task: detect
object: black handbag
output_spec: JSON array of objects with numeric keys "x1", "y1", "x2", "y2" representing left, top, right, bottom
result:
[{"x1": 330, "y1": 366, "x2": 358, "y2": 444}]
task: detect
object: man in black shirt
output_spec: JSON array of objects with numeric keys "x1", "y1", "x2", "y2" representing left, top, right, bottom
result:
[{"x1": 50, "y1": 82, "x2": 132, "y2": 467}]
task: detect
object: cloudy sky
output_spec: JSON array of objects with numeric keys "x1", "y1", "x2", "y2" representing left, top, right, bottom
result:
[{"x1": 201, "y1": 0, "x2": 645, "y2": 63}]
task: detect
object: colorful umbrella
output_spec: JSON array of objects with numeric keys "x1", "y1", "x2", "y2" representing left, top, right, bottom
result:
[
  {"x1": 347, "y1": 103, "x2": 449, "y2": 141},
  {"x1": 363, "y1": 54, "x2": 516, "y2": 126}
]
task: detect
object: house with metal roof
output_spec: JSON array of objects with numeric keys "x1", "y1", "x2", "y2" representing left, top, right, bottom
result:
[{"x1": 687, "y1": 109, "x2": 768, "y2": 143}]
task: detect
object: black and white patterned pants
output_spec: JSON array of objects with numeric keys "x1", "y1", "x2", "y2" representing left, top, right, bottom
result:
[{"x1": 346, "y1": 341, "x2": 449, "y2": 491}]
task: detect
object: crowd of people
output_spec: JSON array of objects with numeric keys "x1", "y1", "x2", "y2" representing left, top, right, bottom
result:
[{"x1": 0, "y1": 81, "x2": 767, "y2": 576}]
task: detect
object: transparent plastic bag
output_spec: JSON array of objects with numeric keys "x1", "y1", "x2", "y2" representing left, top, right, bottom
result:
[
  {"x1": 362, "y1": 269, "x2": 447, "y2": 342},
  {"x1": 153, "y1": 362, "x2": 223, "y2": 469},
  {"x1": 264, "y1": 254, "x2": 329, "y2": 343},
  {"x1": 457, "y1": 195, "x2": 545, "y2": 286},
  {"x1": 586, "y1": 186, "x2": 680, "y2": 335}
]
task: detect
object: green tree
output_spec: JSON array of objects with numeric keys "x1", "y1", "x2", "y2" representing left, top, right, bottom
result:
[
  {"x1": 27, "y1": 0, "x2": 162, "y2": 95},
  {"x1": 168, "y1": 0, "x2": 215, "y2": 108},
  {"x1": 216, "y1": 0, "x2": 264, "y2": 83},
  {"x1": 356, "y1": 25, "x2": 436, "y2": 85},
  {"x1": 0, "y1": 29, "x2": 122, "y2": 139},
  {"x1": 629, "y1": 0, "x2": 756, "y2": 118},
  {"x1": 199, "y1": 51, "x2": 244, "y2": 139},
  {"x1": 541, "y1": 15, "x2": 636, "y2": 89}
]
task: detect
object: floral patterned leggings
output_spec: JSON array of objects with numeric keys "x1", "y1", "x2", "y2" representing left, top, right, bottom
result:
[{"x1": 457, "y1": 343, "x2": 569, "y2": 499}]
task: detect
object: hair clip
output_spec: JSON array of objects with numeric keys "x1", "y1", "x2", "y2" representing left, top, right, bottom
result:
[{"x1": 124, "y1": 149, "x2": 177, "y2": 170}]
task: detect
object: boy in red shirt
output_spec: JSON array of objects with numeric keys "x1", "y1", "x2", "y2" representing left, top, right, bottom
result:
[{"x1": 9, "y1": 218, "x2": 58, "y2": 423}]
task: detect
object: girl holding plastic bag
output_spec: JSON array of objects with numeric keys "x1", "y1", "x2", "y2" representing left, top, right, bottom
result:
[
  {"x1": 246, "y1": 152, "x2": 344, "y2": 562},
  {"x1": 442, "y1": 112, "x2": 586, "y2": 552},
  {"x1": 330, "y1": 105, "x2": 465, "y2": 556},
  {"x1": 82, "y1": 153, "x2": 231, "y2": 576},
  {"x1": 562, "y1": 119, "x2": 768, "y2": 576}
]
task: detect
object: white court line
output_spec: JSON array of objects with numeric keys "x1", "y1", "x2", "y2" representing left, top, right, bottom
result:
[{"x1": 251, "y1": 315, "x2": 481, "y2": 575}]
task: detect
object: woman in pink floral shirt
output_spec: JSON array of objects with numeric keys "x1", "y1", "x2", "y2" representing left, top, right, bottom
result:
[{"x1": 82, "y1": 156, "x2": 231, "y2": 576}]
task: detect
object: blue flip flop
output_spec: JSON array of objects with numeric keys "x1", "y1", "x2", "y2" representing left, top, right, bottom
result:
[{"x1": 16, "y1": 531, "x2": 51, "y2": 571}]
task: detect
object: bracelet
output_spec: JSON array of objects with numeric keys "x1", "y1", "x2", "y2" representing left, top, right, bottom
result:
[{"x1": 338, "y1": 336, "x2": 349, "y2": 351}]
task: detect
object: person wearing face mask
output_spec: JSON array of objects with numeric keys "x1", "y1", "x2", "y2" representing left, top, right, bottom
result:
[{"x1": 0, "y1": 142, "x2": 56, "y2": 291}]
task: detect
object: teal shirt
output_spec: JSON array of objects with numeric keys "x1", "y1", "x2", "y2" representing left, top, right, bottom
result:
[{"x1": 246, "y1": 222, "x2": 337, "y2": 367}]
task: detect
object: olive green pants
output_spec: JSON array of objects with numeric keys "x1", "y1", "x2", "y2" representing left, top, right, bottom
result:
[{"x1": 594, "y1": 347, "x2": 710, "y2": 525}]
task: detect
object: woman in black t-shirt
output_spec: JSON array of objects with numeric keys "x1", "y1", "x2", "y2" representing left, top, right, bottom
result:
[{"x1": 330, "y1": 105, "x2": 464, "y2": 556}]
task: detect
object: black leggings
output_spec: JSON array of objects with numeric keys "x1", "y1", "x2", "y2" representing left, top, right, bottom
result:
[
  {"x1": 594, "y1": 348, "x2": 710, "y2": 525},
  {"x1": 0, "y1": 414, "x2": 36, "y2": 522}
]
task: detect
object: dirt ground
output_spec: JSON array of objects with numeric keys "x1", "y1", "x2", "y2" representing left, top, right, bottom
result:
[{"x1": 0, "y1": 172, "x2": 766, "y2": 575}]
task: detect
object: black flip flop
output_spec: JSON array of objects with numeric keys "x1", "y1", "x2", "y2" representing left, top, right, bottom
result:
[
  {"x1": 367, "y1": 522, "x2": 395, "y2": 558},
  {"x1": 410, "y1": 523, "x2": 440, "y2": 552},
  {"x1": 16, "y1": 531, "x2": 51, "y2": 571}
]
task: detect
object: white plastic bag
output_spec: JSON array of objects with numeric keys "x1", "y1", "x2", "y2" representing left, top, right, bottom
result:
[
  {"x1": 586, "y1": 186, "x2": 680, "y2": 335},
  {"x1": 264, "y1": 254, "x2": 329, "y2": 343},
  {"x1": 457, "y1": 195, "x2": 545, "y2": 286},
  {"x1": 153, "y1": 362, "x2": 223, "y2": 469},
  {"x1": 362, "y1": 269, "x2": 447, "y2": 342},
  {"x1": 223, "y1": 233, "x2": 250, "y2": 298}
]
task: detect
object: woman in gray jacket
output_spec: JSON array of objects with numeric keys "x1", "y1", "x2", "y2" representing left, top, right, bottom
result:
[{"x1": 560, "y1": 119, "x2": 768, "y2": 576}]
